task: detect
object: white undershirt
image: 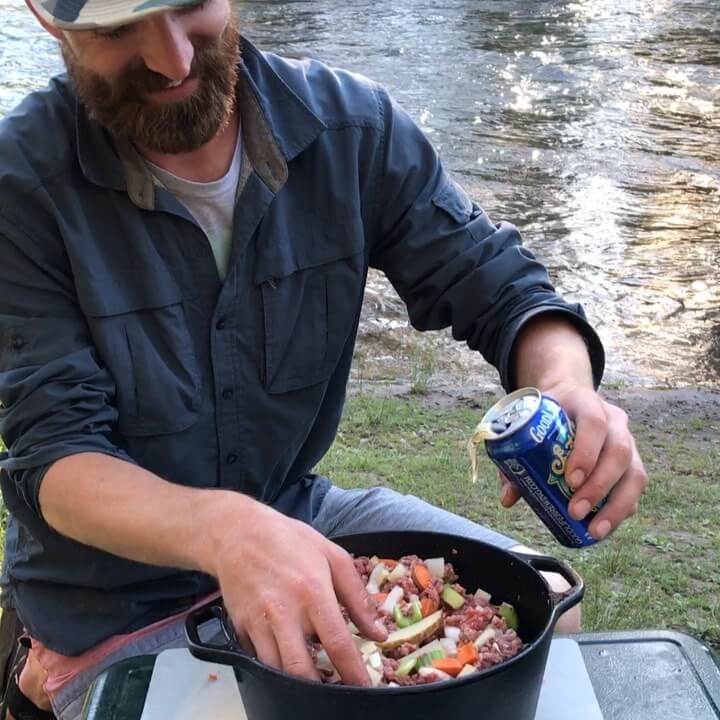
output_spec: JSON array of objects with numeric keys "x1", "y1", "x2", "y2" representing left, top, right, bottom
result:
[{"x1": 146, "y1": 129, "x2": 243, "y2": 281}]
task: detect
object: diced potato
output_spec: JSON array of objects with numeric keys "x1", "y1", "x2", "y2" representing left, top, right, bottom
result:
[{"x1": 377, "y1": 611, "x2": 443, "y2": 651}]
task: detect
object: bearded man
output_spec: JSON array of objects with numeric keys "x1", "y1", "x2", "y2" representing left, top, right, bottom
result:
[{"x1": 0, "y1": 1, "x2": 648, "y2": 718}]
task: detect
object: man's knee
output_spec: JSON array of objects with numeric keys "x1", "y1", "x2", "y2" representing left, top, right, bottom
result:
[{"x1": 509, "y1": 544, "x2": 582, "y2": 634}]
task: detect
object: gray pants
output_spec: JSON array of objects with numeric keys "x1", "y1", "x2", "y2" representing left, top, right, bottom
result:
[
  {"x1": 313, "y1": 485, "x2": 516, "y2": 548},
  {"x1": 52, "y1": 486, "x2": 516, "y2": 719}
]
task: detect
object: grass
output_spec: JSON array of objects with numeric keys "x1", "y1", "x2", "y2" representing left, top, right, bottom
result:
[{"x1": 317, "y1": 391, "x2": 720, "y2": 650}]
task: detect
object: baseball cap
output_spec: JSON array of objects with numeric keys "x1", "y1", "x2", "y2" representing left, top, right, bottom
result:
[{"x1": 28, "y1": 0, "x2": 206, "y2": 30}]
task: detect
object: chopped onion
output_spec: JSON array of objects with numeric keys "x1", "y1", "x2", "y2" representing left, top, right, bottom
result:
[
  {"x1": 444, "y1": 626, "x2": 462, "y2": 642},
  {"x1": 315, "y1": 649, "x2": 335, "y2": 673},
  {"x1": 474, "y1": 627, "x2": 497, "y2": 649},
  {"x1": 474, "y1": 587, "x2": 492, "y2": 604},
  {"x1": 439, "y1": 638, "x2": 458, "y2": 656},
  {"x1": 366, "y1": 562, "x2": 389, "y2": 594},
  {"x1": 359, "y1": 641, "x2": 378, "y2": 656},
  {"x1": 418, "y1": 666, "x2": 452, "y2": 681},
  {"x1": 387, "y1": 562, "x2": 408, "y2": 582},
  {"x1": 367, "y1": 666, "x2": 383, "y2": 687},
  {"x1": 367, "y1": 652, "x2": 383, "y2": 670},
  {"x1": 380, "y1": 586, "x2": 404, "y2": 614},
  {"x1": 425, "y1": 557, "x2": 445, "y2": 580}
]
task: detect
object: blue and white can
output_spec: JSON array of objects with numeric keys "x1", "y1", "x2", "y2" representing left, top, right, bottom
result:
[{"x1": 470, "y1": 387, "x2": 603, "y2": 548}]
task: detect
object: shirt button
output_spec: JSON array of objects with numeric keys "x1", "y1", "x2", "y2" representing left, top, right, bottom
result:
[
  {"x1": 222, "y1": 388, "x2": 234, "y2": 400},
  {"x1": 226, "y1": 453, "x2": 238, "y2": 465},
  {"x1": 216, "y1": 318, "x2": 227, "y2": 330},
  {"x1": 11, "y1": 336, "x2": 25, "y2": 350}
]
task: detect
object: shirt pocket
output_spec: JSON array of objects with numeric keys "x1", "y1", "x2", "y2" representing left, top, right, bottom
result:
[
  {"x1": 81, "y1": 290, "x2": 202, "y2": 437},
  {"x1": 431, "y1": 172, "x2": 476, "y2": 224},
  {"x1": 254, "y1": 212, "x2": 366, "y2": 395}
]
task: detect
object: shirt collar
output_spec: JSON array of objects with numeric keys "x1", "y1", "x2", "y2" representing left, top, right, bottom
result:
[{"x1": 75, "y1": 37, "x2": 327, "y2": 209}]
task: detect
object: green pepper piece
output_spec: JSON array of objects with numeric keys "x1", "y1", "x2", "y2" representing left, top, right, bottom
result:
[
  {"x1": 410, "y1": 601, "x2": 423, "y2": 624},
  {"x1": 499, "y1": 602, "x2": 519, "y2": 631},
  {"x1": 393, "y1": 605, "x2": 411, "y2": 628},
  {"x1": 417, "y1": 648, "x2": 445, "y2": 668},
  {"x1": 441, "y1": 585, "x2": 466, "y2": 610}
]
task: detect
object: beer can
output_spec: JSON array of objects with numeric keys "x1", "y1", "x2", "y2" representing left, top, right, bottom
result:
[{"x1": 469, "y1": 387, "x2": 602, "y2": 548}]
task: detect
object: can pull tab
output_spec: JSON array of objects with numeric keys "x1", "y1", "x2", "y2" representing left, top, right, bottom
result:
[{"x1": 467, "y1": 421, "x2": 499, "y2": 483}]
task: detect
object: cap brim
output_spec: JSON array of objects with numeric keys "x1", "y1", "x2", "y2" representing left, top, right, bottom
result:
[{"x1": 30, "y1": 0, "x2": 204, "y2": 30}]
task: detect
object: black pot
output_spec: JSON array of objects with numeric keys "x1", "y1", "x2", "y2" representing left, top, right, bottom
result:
[{"x1": 186, "y1": 530, "x2": 583, "y2": 720}]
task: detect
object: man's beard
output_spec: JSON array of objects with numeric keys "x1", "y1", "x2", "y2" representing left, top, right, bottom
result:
[{"x1": 62, "y1": 18, "x2": 241, "y2": 154}]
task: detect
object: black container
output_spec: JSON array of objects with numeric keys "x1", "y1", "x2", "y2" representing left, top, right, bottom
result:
[{"x1": 186, "y1": 530, "x2": 583, "y2": 720}]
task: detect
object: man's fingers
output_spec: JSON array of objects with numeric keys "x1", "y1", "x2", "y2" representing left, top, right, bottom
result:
[
  {"x1": 313, "y1": 601, "x2": 371, "y2": 686},
  {"x1": 499, "y1": 473, "x2": 521, "y2": 507},
  {"x1": 274, "y1": 625, "x2": 321, "y2": 682},
  {"x1": 587, "y1": 443, "x2": 648, "y2": 539},
  {"x1": 329, "y1": 545, "x2": 388, "y2": 642},
  {"x1": 245, "y1": 610, "x2": 282, "y2": 671},
  {"x1": 569, "y1": 418, "x2": 634, "y2": 520},
  {"x1": 563, "y1": 394, "x2": 609, "y2": 490}
]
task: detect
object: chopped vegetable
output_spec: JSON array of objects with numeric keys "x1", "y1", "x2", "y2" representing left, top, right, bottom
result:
[
  {"x1": 367, "y1": 666, "x2": 383, "y2": 687},
  {"x1": 366, "y1": 562, "x2": 389, "y2": 594},
  {"x1": 443, "y1": 625, "x2": 462, "y2": 642},
  {"x1": 431, "y1": 657, "x2": 464, "y2": 677},
  {"x1": 474, "y1": 588, "x2": 492, "y2": 604},
  {"x1": 378, "y1": 610, "x2": 443, "y2": 651},
  {"x1": 439, "y1": 637, "x2": 458, "y2": 657},
  {"x1": 474, "y1": 627, "x2": 497, "y2": 649},
  {"x1": 359, "y1": 640, "x2": 378, "y2": 656},
  {"x1": 380, "y1": 559, "x2": 398, "y2": 570},
  {"x1": 499, "y1": 602, "x2": 519, "y2": 631},
  {"x1": 393, "y1": 605, "x2": 412, "y2": 629},
  {"x1": 371, "y1": 593, "x2": 388, "y2": 605},
  {"x1": 367, "y1": 652, "x2": 383, "y2": 670},
  {"x1": 315, "y1": 649, "x2": 335, "y2": 673},
  {"x1": 380, "y1": 586, "x2": 405, "y2": 614},
  {"x1": 418, "y1": 666, "x2": 452, "y2": 681},
  {"x1": 441, "y1": 585, "x2": 465, "y2": 610},
  {"x1": 424, "y1": 557, "x2": 445, "y2": 580},
  {"x1": 412, "y1": 563, "x2": 433, "y2": 591},
  {"x1": 395, "y1": 655, "x2": 418, "y2": 677},
  {"x1": 457, "y1": 664, "x2": 479, "y2": 678},
  {"x1": 387, "y1": 562, "x2": 408, "y2": 582},
  {"x1": 417, "y1": 648, "x2": 445, "y2": 668},
  {"x1": 456, "y1": 642, "x2": 479, "y2": 666},
  {"x1": 410, "y1": 601, "x2": 423, "y2": 624},
  {"x1": 420, "y1": 597, "x2": 439, "y2": 618},
  {"x1": 394, "y1": 639, "x2": 444, "y2": 665}
]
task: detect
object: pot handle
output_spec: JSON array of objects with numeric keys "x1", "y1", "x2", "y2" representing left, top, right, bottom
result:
[
  {"x1": 513, "y1": 553, "x2": 585, "y2": 620},
  {"x1": 185, "y1": 602, "x2": 251, "y2": 677}
]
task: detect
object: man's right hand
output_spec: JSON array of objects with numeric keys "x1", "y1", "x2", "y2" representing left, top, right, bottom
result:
[{"x1": 206, "y1": 494, "x2": 388, "y2": 685}]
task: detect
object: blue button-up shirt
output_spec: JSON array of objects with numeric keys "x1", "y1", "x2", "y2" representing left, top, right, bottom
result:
[{"x1": 0, "y1": 39, "x2": 603, "y2": 654}]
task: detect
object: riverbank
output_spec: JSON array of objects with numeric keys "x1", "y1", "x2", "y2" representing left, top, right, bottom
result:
[{"x1": 319, "y1": 377, "x2": 720, "y2": 651}]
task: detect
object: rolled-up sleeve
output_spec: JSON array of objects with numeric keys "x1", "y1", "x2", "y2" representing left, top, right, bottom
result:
[
  {"x1": 368, "y1": 88, "x2": 604, "y2": 389},
  {"x1": 0, "y1": 211, "x2": 132, "y2": 517}
]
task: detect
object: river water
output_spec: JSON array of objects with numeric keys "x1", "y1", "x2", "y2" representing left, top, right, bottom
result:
[{"x1": 2, "y1": 0, "x2": 718, "y2": 388}]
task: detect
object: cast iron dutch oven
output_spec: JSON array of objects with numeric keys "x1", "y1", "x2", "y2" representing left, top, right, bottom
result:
[{"x1": 186, "y1": 530, "x2": 583, "y2": 720}]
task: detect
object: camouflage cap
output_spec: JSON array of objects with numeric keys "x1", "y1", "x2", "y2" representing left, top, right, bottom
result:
[{"x1": 28, "y1": 0, "x2": 206, "y2": 30}]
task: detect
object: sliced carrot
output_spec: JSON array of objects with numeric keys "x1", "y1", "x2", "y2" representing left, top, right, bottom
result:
[
  {"x1": 371, "y1": 592, "x2": 388, "y2": 604},
  {"x1": 380, "y1": 558, "x2": 398, "y2": 570},
  {"x1": 412, "y1": 563, "x2": 433, "y2": 591},
  {"x1": 420, "y1": 597, "x2": 439, "y2": 618},
  {"x1": 457, "y1": 642, "x2": 479, "y2": 666},
  {"x1": 431, "y1": 657, "x2": 464, "y2": 677}
]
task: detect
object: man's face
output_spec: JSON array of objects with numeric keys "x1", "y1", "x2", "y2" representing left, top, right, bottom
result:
[{"x1": 58, "y1": 0, "x2": 240, "y2": 154}]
